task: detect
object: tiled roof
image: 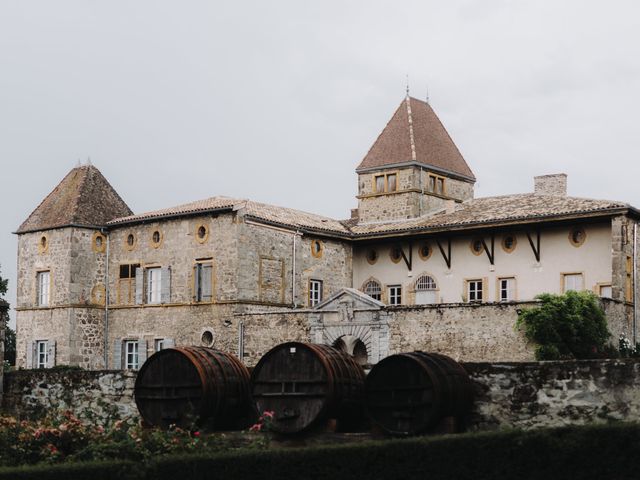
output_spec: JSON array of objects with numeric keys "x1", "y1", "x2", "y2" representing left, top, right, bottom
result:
[
  {"x1": 356, "y1": 96, "x2": 476, "y2": 180},
  {"x1": 107, "y1": 192, "x2": 629, "y2": 238},
  {"x1": 108, "y1": 197, "x2": 351, "y2": 235},
  {"x1": 107, "y1": 196, "x2": 241, "y2": 225},
  {"x1": 349, "y1": 194, "x2": 629, "y2": 236},
  {"x1": 17, "y1": 165, "x2": 132, "y2": 233}
]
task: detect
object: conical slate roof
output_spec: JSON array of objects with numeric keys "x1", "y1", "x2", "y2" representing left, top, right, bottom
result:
[
  {"x1": 17, "y1": 164, "x2": 132, "y2": 233},
  {"x1": 357, "y1": 96, "x2": 475, "y2": 180}
]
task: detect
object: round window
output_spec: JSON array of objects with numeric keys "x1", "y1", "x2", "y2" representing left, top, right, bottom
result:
[
  {"x1": 151, "y1": 230, "x2": 163, "y2": 248},
  {"x1": 419, "y1": 243, "x2": 432, "y2": 260},
  {"x1": 127, "y1": 234, "x2": 135, "y2": 246},
  {"x1": 471, "y1": 239, "x2": 483, "y2": 255},
  {"x1": 366, "y1": 249, "x2": 378, "y2": 265},
  {"x1": 39, "y1": 236, "x2": 48, "y2": 251},
  {"x1": 390, "y1": 247, "x2": 403, "y2": 263},
  {"x1": 197, "y1": 226, "x2": 207, "y2": 239},
  {"x1": 311, "y1": 240, "x2": 323, "y2": 258},
  {"x1": 502, "y1": 235, "x2": 517, "y2": 253},
  {"x1": 95, "y1": 236, "x2": 103, "y2": 248},
  {"x1": 569, "y1": 228, "x2": 586, "y2": 247},
  {"x1": 201, "y1": 330, "x2": 214, "y2": 347}
]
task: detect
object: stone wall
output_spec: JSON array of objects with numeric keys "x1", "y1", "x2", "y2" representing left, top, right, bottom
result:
[
  {"x1": 466, "y1": 358, "x2": 640, "y2": 430},
  {"x1": 2, "y1": 369, "x2": 138, "y2": 423},
  {"x1": 6, "y1": 359, "x2": 640, "y2": 433}
]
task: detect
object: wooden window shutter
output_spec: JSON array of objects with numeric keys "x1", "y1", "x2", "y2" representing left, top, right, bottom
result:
[
  {"x1": 160, "y1": 267, "x2": 171, "y2": 304},
  {"x1": 46, "y1": 341, "x2": 56, "y2": 368},
  {"x1": 138, "y1": 339, "x2": 148, "y2": 367},
  {"x1": 135, "y1": 268, "x2": 144, "y2": 305},
  {"x1": 113, "y1": 339, "x2": 122, "y2": 369},
  {"x1": 202, "y1": 264, "x2": 212, "y2": 301}
]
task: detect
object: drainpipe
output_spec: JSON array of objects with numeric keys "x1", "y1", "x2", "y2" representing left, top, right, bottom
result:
[
  {"x1": 102, "y1": 229, "x2": 110, "y2": 368},
  {"x1": 419, "y1": 166, "x2": 424, "y2": 216},
  {"x1": 634, "y1": 222, "x2": 638, "y2": 344},
  {"x1": 238, "y1": 320, "x2": 244, "y2": 361}
]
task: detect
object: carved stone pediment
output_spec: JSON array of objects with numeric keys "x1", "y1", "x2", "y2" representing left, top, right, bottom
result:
[{"x1": 312, "y1": 288, "x2": 384, "y2": 313}]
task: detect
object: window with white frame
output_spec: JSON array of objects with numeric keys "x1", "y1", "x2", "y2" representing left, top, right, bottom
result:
[
  {"x1": 363, "y1": 280, "x2": 382, "y2": 301},
  {"x1": 309, "y1": 279, "x2": 323, "y2": 306},
  {"x1": 37, "y1": 271, "x2": 50, "y2": 306},
  {"x1": 563, "y1": 273, "x2": 584, "y2": 293},
  {"x1": 154, "y1": 339, "x2": 165, "y2": 352},
  {"x1": 467, "y1": 279, "x2": 483, "y2": 302},
  {"x1": 388, "y1": 285, "x2": 402, "y2": 305},
  {"x1": 194, "y1": 261, "x2": 213, "y2": 302},
  {"x1": 125, "y1": 340, "x2": 139, "y2": 369},
  {"x1": 146, "y1": 267, "x2": 162, "y2": 304},
  {"x1": 415, "y1": 275, "x2": 437, "y2": 304},
  {"x1": 36, "y1": 340, "x2": 48, "y2": 369},
  {"x1": 499, "y1": 277, "x2": 516, "y2": 302}
]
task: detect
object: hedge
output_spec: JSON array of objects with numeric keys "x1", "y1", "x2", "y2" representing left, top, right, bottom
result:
[{"x1": 4, "y1": 423, "x2": 640, "y2": 480}]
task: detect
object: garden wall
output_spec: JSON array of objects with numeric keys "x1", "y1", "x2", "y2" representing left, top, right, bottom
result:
[{"x1": 4, "y1": 359, "x2": 640, "y2": 430}]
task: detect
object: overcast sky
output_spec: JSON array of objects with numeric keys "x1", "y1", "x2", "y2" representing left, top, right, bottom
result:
[{"x1": 1, "y1": 1, "x2": 640, "y2": 325}]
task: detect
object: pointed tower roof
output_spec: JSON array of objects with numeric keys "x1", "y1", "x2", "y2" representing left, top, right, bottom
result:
[
  {"x1": 356, "y1": 96, "x2": 475, "y2": 181},
  {"x1": 16, "y1": 165, "x2": 133, "y2": 233}
]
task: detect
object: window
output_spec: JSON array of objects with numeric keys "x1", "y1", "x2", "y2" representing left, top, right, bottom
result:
[
  {"x1": 418, "y1": 243, "x2": 432, "y2": 261},
  {"x1": 415, "y1": 275, "x2": 437, "y2": 304},
  {"x1": 390, "y1": 246, "x2": 403, "y2": 263},
  {"x1": 374, "y1": 173, "x2": 398, "y2": 193},
  {"x1": 563, "y1": 273, "x2": 584, "y2": 293},
  {"x1": 499, "y1": 277, "x2": 516, "y2": 302},
  {"x1": 310, "y1": 240, "x2": 324, "y2": 258},
  {"x1": 37, "y1": 271, "x2": 50, "y2": 306},
  {"x1": 363, "y1": 280, "x2": 382, "y2": 301},
  {"x1": 502, "y1": 235, "x2": 517, "y2": 253},
  {"x1": 146, "y1": 267, "x2": 162, "y2": 304},
  {"x1": 467, "y1": 279, "x2": 483, "y2": 302},
  {"x1": 125, "y1": 340, "x2": 139, "y2": 370},
  {"x1": 428, "y1": 174, "x2": 446, "y2": 195},
  {"x1": 154, "y1": 339, "x2": 165, "y2": 352},
  {"x1": 194, "y1": 261, "x2": 213, "y2": 302},
  {"x1": 196, "y1": 224, "x2": 209, "y2": 243},
  {"x1": 309, "y1": 279, "x2": 323, "y2": 306},
  {"x1": 470, "y1": 239, "x2": 484, "y2": 256},
  {"x1": 599, "y1": 284, "x2": 612, "y2": 298},
  {"x1": 388, "y1": 285, "x2": 402, "y2": 305},
  {"x1": 366, "y1": 249, "x2": 378, "y2": 265},
  {"x1": 36, "y1": 340, "x2": 48, "y2": 369},
  {"x1": 569, "y1": 228, "x2": 586, "y2": 247},
  {"x1": 150, "y1": 230, "x2": 163, "y2": 248},
  {"x1": 125, "y1": 232, "x2": 137, "y2": 251},
  {"x1": 38, "y1": 235, "x2": 49, "y2": 254},
  {"x1": 117, "y1": 264, "x2": 140, "y2": 305}
]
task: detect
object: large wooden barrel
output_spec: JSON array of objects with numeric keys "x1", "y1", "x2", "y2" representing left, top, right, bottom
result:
[
  {"x1": 134, "y1": 347, "x2": 251, "y2": 430},
  {"x1": 365, "y1": 351, "x2": 474, "y2": 436},
  {"x1": 250, "y1": 342, "x2": 366, "y2": 434}
]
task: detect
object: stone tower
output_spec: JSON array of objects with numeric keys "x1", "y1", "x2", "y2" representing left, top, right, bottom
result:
[
  {"x1": 15, "y1": 164, "x2": 132, "y2": 369},
  {"x1": 355, "y1": 96, "x2": 476, "y2": 223}
]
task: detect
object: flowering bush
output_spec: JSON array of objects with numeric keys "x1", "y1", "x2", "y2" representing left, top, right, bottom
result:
[
  {"x1": 0, "y1": 410, "x2": 266, "y2": 467},
  {"x1": 249, "y1": 410, "x2": 275, "y2": 433}
]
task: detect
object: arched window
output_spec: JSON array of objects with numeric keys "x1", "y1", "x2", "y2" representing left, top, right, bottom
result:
[
  {"x1": 363, "y1": 280, "x2": 382, "y2": 301},
  {"x1": 415, "y1": 275, "x2": 437, "y2": 304}
]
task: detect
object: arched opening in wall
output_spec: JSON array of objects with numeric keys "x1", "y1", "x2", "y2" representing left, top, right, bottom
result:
[
  {"x1": 333, "y1": 334, "x2": 369, "y2": 368},
  {"x1": 415, "y1": 274, "x2": 437, "y2": 304}
]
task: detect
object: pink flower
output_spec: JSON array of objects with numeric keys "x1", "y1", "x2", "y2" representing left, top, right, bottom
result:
[
  {"x1": 193, "y1": 431, "x2": 200, "y2": 437},
  {"x1": 249, "y1": 423, "x2": 262, "y2": 432},
  {"x1": 263, "y1": 411, "x2": 275, "y2": 419}
]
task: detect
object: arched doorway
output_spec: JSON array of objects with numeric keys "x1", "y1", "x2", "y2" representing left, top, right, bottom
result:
[{"x1": 333, "y1": 334, "x2": 369, "y2": 367}]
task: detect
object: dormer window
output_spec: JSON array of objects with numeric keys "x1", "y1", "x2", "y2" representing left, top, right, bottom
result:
[
  {"x1": 428, "y1": 174, "x2": 446, "y2": 195},
  {"x1": 374, "y1": 173, "x2": 398, "y2": 193}
]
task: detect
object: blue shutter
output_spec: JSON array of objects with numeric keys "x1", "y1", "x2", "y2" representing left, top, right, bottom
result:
[
  {"x1": 113, "y1": 340, "x2": 122, "y2": 369},
  {"x1": 138, "y1": 339, "x2": 148, "y2": 368},
  {"x1": 135, "y1": 268, "x2": 143, "y2": 305}
]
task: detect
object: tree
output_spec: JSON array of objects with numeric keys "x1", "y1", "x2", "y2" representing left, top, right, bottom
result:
[
  {"x1": 0, "y1": 265, "x2": 15, "y2": 366},
  {"x1": 516, "y1": 290, "x2": 611, "y2": 360}
]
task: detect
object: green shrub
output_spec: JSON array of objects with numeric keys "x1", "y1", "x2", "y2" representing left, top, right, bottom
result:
[{"x1": 516, "y1": 291, "x2": 611, "y2": 360}]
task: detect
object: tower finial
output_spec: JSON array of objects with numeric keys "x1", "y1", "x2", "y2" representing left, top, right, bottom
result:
[
  {"x1": 406, "y1": 74, "x2": 410, "y2": 97},
  {"x1": 426, "y1": 85, "x2": 429, "y2": 104}
]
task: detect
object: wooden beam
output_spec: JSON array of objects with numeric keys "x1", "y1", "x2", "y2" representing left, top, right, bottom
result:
[
  {"x1": 436, "y1": 238, "x2": 452, "y2": 269},
  {"x1": 481, "y1": 235, "x2": 495, "y2": 265},
  {"x1": 526, "y1": 229, "x2": 541, "y2": 262},
  {"x1": 399, "y1": 241, "x2": 413, "y2": 271}
]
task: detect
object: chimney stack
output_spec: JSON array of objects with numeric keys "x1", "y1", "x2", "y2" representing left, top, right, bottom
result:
[{"x1": 534, "y1": 174, "x2": 567, "y2": 196}]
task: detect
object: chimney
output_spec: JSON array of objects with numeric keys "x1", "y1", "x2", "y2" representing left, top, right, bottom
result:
[
  {"x1": 350, "y1": 208, "x2": 359, "y2": 220},
  {"x1": 534, "y1": 174, "x2": 567, "y2": 196}
]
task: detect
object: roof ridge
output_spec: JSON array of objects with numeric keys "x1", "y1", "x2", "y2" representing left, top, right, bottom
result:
[
  {"x1": 70, "y1": 166, "x2": 91, "y2": 222},
  {"x1": 405, "y1": 95, "x2": 417, "y2": 162}
]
